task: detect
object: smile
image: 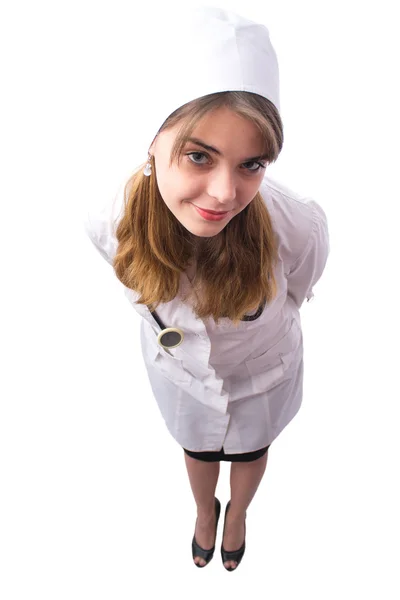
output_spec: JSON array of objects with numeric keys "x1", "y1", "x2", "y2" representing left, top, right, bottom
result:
[{"x1": 192, "y1": 204, "x2": 230, "y2": 221}]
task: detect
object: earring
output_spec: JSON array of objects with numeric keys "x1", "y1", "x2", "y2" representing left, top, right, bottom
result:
[{"x1": 143, "y1": 154, "x2": 152, "y2": 176}]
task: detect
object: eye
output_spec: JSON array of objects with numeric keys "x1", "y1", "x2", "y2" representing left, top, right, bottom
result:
[
  {"x1": 242, "y1": 161, "x2": 267, "y2": 173},
  {"x1": 186, "y1": 152, "x2": 210, "y2": 165}
]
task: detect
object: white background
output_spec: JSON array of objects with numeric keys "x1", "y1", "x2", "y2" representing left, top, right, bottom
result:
[{"x1": 1, "y1": 0, "x2": 399, "y2": 597}]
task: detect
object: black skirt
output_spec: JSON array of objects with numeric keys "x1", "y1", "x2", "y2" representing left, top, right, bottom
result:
[{"x1": 183, "y1": 444, "x2": 270, "y2": 463}]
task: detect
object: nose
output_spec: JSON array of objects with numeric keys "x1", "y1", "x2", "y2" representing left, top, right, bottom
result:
[{"x1": 206, "y1": 167, "x2": 237, "y2": 207}]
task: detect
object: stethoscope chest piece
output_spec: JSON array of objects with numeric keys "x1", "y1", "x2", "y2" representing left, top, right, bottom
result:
[{"x1": 157, "y1": 327, "x2": 184, "y2": 349}]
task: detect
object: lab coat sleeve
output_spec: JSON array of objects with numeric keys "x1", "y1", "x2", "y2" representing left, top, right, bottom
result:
[
  {"x1": 84, "y1": 213, "x2": 115, "y2": 265},
  {"x1": 286, "y1": 200, "x2": 330, "y2": 308},
  {"x1": 83, "y1": 181, "x2": 126, "y2": 266}
]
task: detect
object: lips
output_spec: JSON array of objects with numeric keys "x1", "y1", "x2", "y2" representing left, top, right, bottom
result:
[
  {"x1": 192, "y1": 204, "x2": 230, "y2": 222},
  {"x1": 194, "y1": 206, "x2": 228, "y2": 215}
]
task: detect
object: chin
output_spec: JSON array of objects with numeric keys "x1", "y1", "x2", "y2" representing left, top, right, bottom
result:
[{"x1": 185, "y1": 223, "x2": 225, "y2": 238}]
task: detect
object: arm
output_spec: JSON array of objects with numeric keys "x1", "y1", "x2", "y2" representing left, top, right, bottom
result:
[
  {"x1": 286, "y1": 200, "x2": 330, "y2": 309},
  {"x1": 83, "y1": 181, "x2": 126, "y2": 266}
]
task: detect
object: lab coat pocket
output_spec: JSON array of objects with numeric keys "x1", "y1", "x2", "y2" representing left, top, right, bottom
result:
[
  {"x1": 245, "y1": 319, "x2": 301, "y2": 392},
  {"x1": 145, "y1": 339, "x2": 192, "y2": 385}
]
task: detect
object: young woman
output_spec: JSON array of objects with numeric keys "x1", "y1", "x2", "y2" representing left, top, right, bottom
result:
[{"x1": 84, "y1": 7, "x2": 330, "y2": 571}]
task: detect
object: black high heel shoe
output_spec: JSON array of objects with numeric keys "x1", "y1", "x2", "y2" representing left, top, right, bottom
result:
[
  {"x1": 192, "y1": 497, "x2": 221, "y2": 568},
  {"x1": 221, "y1": 500, "x2": 246, "y2": 571}
]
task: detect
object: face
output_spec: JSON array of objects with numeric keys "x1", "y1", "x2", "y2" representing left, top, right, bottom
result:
[{"x1": 149, "y1": 107, "x2": 268, "y2": 237}]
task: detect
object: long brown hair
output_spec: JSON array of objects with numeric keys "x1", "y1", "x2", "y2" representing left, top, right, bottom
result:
[{"x1": 114, "y1": 91, "x2": 283, "y2": 326}]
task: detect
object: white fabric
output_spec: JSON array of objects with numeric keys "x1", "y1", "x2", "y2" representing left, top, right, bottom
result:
[
  {"x1": 84, "y1": 175, "x2": 330, "y2": 452},
  {"x1": 137, "y1": 6, "x2": 280, "y2": 152}
]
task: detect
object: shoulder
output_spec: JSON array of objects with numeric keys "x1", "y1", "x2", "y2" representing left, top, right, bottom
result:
[
  {"x1": 259, "y1": 175, "x2": 328, "y2": 273},
  {"x1": 83, "y1": 177, "x2": 132, "y2": 264},
  {"x1": 85, "y1": 179, "x2": 127, "y2": 232}
]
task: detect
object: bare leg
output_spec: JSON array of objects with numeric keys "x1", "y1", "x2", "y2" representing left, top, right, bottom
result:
[
  {"x1": 223, "y1": 450, "x2": 269, "y2": 569},
  {"x1": 183, "y1": 452, "x2": 221, "y2": 566}
]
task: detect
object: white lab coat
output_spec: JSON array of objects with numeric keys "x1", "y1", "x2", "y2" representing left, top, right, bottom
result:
[{"x1": 84, "y1": 174, "x2": 330, "y2": 453}]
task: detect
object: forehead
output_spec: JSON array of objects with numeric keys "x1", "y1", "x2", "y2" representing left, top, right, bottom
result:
[
  {"x1": 165, "y1": 107, "x2": 264, "y2": 148},
  {"x1": 193, "y1": 107, "x2": 259, "y2": 135}
]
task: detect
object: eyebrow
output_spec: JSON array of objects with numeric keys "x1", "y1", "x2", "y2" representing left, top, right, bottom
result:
[{"x1": 186, "y1": 137, "x2": 269, "y2": 162}]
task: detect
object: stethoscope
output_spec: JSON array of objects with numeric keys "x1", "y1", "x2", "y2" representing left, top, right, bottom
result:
[
  {"x1": 149, "y1": 309, "x2": 185, "y2": 349},
  {"x1": 149, "y1": 298, "x2": 267, "y2": 349}
]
